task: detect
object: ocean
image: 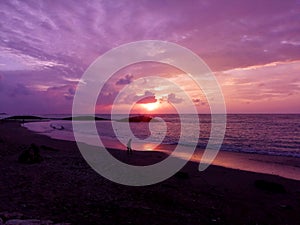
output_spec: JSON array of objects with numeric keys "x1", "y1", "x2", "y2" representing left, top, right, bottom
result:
[{"x1": 21, "y1": 114, "x2": 300, "y2": 158}]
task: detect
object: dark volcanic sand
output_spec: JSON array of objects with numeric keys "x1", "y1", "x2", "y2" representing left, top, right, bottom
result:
[{"x1": 0, "y1": 121, "x2": 300, "y2": 225}]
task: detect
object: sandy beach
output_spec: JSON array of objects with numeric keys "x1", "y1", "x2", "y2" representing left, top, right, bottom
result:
[{"x1": 0, "y1": 120, "x2": 300, "y2": 225}]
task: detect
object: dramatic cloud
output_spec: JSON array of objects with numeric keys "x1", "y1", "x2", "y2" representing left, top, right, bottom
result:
[
  {"x1": 216, "y1": 60, "x2": 300, "y2": 113},
  {"x1": 137, "y1": 96, "x2": 157, "y2": 104},
  {"x1": 167, "y1": 93, "x2": 183, "y2": 104},
  {"x1": 116, "y1": 74, "x2": 134, "y2": 85},
  {"x1": 192, "y1": 98, "x2": 206, "y2": 106},
  {"x1": 132, "y1": 90, "x2": 157, "y2": 104},
  {"x1": 0, "y1": 0, "x2": 299, "y2": 113}
]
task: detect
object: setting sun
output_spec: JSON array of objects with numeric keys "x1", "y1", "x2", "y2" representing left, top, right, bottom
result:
[{"x1": 142, "y1": 102, "x2": 159, "y2": 111}]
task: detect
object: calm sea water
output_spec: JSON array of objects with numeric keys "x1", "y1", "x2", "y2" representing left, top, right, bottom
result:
[{"x1": 22, "y1": 114, "x2": 300, "y2": 157}]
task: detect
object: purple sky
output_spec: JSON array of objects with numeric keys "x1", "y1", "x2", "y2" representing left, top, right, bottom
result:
[{"x1": 0, "y1": 0, "x2": 300, "y2": 114}]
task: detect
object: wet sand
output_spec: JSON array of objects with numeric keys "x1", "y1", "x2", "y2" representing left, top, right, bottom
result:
[{"x1": 1, "y1": 121, "x2": 300, "y2": 225}]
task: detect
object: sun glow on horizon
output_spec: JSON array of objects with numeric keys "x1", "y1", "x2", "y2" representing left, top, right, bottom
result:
[{"x1": 141, "y1": 102, "x2": 160, "y2": 111}]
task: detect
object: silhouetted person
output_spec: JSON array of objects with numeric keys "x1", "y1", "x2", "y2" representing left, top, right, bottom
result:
[{"x1": 127, "y1": 138, "x2": 133, "y2": 155}]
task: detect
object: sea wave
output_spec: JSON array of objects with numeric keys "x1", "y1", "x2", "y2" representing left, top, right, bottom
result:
[{"x1": 22, "y1": 114, "x2": 300, "y2": 158}]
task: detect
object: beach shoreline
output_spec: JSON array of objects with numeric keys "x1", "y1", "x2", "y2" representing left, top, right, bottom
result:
[
  {"x1": 22, "y1": 119, "x2": 300, "y2": 181},
  {"x1": 1, "y1": 121, "x2": 300, "y2": 224}
]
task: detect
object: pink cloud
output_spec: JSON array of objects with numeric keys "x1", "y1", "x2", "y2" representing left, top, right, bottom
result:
[
  {"x1": 0, "y1": 0, "x2": 299, "y2": 113},
  {"x1": 115, "y1": 74, "x2": 134, "y2": 85},
  {"x1": 137, "y1": 96, "x2": 157, "y2": 104},
  {"x1": 167, "y1": 93, "x2": 183, "y2": 104}
]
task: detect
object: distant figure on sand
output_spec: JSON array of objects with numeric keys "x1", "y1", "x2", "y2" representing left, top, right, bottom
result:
[{"x1": 127, "y1": 138, "x2": 133, "y2": 154}]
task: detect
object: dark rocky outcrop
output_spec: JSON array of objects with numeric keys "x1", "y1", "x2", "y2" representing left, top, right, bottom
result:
[
  {"x1": 118, "y1": 115, "x2": 159, "y2": 123},
  {"x1": 18, "y1": 144, "x2": 43, "y2": 164},
  {"x1": 254, "y1": 179, "x2": 286, "y2": 193}
]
